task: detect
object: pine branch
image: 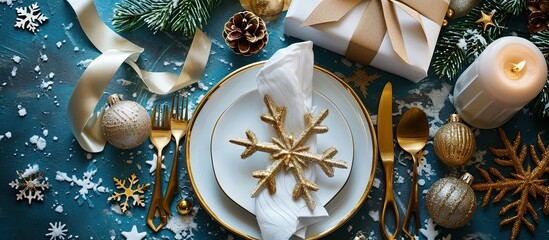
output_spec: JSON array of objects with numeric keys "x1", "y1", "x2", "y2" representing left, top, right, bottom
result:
[
  {"x1": 112, "y1": 0, "x2": 222, "y2": 36},
  {"x1": 432, "y1": 1, "x2": 511, "y2": 80},
  {"x1": 529, "y1": 31, "x2": 549, "y2": 118},
  {"x1": 499, "y1": 0, "x2": 527, "y2": 16}
]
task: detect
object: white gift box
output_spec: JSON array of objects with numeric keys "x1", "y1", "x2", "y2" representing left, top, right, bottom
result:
[{"x1": 284, "y1": 0, "x2": 448, "y2": 82}]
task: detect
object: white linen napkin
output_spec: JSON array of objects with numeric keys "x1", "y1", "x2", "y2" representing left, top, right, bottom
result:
[{"x1": 255, "y1": 41, "x2": 328, "y2": 240}]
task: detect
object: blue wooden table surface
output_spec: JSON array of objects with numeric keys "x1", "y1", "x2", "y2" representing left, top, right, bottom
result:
[{"x1": 1, "y1": 0, "x2": 548, "y2": 239}]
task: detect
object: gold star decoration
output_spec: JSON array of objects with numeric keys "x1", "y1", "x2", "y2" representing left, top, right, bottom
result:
[
  {"x1": 472, "y1": 129, "x2": 549, "y2": 240},
  {"x1": 475, "y1": 11, "x2": 496, "y2": 32},
  {"x1": 108, "y1": 174, "x2": 150, "y2": 213},
  {"x1": 230, "y1": 95, "x2": 348, "y2": 211},
  {"x1": 344, "y1": 69, "x2": 381, "y2": 97}
]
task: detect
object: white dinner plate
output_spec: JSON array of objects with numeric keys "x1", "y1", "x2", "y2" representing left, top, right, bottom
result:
[
  {"x1": 186, "y1": 62, "x2": 377, "y2": 239},
  {"x1": 211, "y1": 89, "x2": 354, "y2": 214}
]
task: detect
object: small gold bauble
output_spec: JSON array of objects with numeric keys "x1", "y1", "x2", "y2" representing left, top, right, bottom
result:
[
  {"x1": 426, "y1": 173, "x2": 477, "y2": 228},
  {"x1": 446, "y1": 8, "x2": 455, "y2": 18},
  {"x1": 442, "y1": 19, "x2": 448, "y2": 27},
  {"x1": 176, "y1": 199, "x2": 193, "y2": 215},
  {"x1": 101, "y1": 94, "x2": 150, "y2": 149},
  {"x1": 449, "y1": 0, "x2": 481, "y2": 18},
  {"x1": 434, "y1": 114, "x2": 476, "y2": 167},
  {"x1": 251, "y1": 0, "x2": 284, "y2": 21}
]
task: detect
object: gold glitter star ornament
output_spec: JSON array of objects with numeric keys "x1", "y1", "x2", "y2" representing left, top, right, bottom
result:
[
  {"x1": 108, "y1": 174, "x2": 150, "y2": 213},
  {"x1": 476, "y1": 11, "x2": 496, "y2": 31},
  {"x1": 230, "y1": 95, "x2": 348, "y2": 211}
]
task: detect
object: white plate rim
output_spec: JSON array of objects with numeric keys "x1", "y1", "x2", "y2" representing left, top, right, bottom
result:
[{"x1": 186, "y1": 62, "x2": 378, "y2": 239}]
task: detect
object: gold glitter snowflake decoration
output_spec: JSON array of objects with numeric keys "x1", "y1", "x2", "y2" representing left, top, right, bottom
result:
[
  {"x1": 108, "y1": 174, "x2": 150, "y2": 213},
  {"x1": 344, "y1": 69, "x2": 381, "y2": 97},
  {"x1": 472, "y1": 129, "x2": 549, "y2": 240},
  {"x1": 9, "y1": 164, "x2": 50, "y2": 204},
  {"x1": 230, "y1": 95, "x2": 348, "y2": 210}
]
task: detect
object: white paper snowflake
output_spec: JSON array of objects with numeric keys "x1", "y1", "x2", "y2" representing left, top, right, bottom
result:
[
  {"x1": 121, "y1": 225, "x2": 147, "y2": 240},
  {"x1": 145, "y1": 153, "x2": 166, "y2": 174},
  {"x1": 55, "y1": 164, "x2": 108, "y2": 207},
  {"x1": 14, "y1": 2, "x2": 48, "y2": 33},
  {"x1": 419, "y1": 218, "x2": 440, "y2": 240},
  {"x1": 9, "y1": 164, "x2": 50, "y2": 204},
  {"x1": 165, "y1": 211, "x2": 199, "y2": 240},
  {"x1": 45, "y1": 221, "x2": 68, "y2": 240}
]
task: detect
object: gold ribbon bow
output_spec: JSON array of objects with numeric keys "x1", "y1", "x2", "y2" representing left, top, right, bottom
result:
[
  {"x1": 66, "y1": 0, "x2": 211, "y2": 153},
  {"x1": 303, "y1": 0, "x2": 448, "y2": 64}
]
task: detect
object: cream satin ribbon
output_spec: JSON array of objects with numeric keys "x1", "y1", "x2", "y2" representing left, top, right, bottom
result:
[
  {"x1": 66, "y1": 0, "x2": 212, "y2": 153},
  {"x1": 303, "y1": 0, "x2": 448, "y2": 65}
]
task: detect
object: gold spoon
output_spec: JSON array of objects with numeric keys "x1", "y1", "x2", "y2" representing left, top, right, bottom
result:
[{"x1": 396, "y1": 107, "x2": 429, "y2": 239}]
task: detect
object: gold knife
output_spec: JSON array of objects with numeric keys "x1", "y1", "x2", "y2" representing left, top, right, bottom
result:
[{"x1": 378, "y1": 82, "x2": 400, "y2": 240}]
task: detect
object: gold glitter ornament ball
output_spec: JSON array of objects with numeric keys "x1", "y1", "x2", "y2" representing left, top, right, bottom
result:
[
  {"x1": 449, "y1": 0, "x2": 481, "y2": 18},
  {"x1": 426, "y1": 173, "x2": 477, "y2": 228},
  {"x1": 101, "y1": 94, "x2": 150, "y2": 149},
  {"x1": 251, "y1": 0, "x2": 284, "y2": 21},
  {"x1": 434, "y1": 114, "x2": 476, "y2": 167}
]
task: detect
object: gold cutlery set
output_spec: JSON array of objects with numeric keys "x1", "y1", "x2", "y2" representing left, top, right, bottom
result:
[
  {"x1": 378, "y1": 82, "x2": 429, "y2": 239},
  {"x1": 147, "y1": 95, "x2": 189, "y2": 231}
]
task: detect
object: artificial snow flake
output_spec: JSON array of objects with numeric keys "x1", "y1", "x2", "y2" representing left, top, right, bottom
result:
[
  {"x1": 55, "y1": 164, "x2": 108, "y2": 207},
  {"x1": 107, "y1": 173, "x2": 150, "y2": 213},
  {"x1": 145, "y1": 154, "x2": 166, "y2": 174},
  {"x1": 230, "y1": 95, "x2": 348, "y2": 210},
  {"x1": 121, "y1": 225, "x2": 146, "y2": 240},
  {"x1": 472, "y1": 129, "x2": 549, "y2": 240},
  {"x1": 14, "y1": 3, "x2": 48, "y2": 33},
  {"x1": 419, "y1": 218, "x2": 440, "y2": 240},
  {"x1": 344, "y1": 69, "x2": 381, "y2": 97},
  {"x1": 45, "y1": 221, "x2": 68, "y2": 240},
  {"x1": 9, "y1": 164, "x2": 50, "y2": 204}
]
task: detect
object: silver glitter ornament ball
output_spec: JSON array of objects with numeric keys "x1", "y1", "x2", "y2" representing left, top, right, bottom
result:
[
  {"x1": 449, "y1": 0, "x2": 481, "y2": 18},
  {"x1": 101, "y1": 94, "x2": 150, "y2": 149}
]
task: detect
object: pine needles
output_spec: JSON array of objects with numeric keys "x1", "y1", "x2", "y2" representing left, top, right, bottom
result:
[
  {"x1": 530, "y1": 31, "x2": 549, "y2": 118},
  {"x1": 112, "y1": 0, "x2": 222, "y2": 36},
  {"x1": 432, "y1": 2, "x2": 510, "y2": 80}
]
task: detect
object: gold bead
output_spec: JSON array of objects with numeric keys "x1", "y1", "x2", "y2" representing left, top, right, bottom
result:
[
  {"x1": 442, "y1": 19, "x2": 448, "y2": 27},
  {"x1": 446, "y1": 8, "x2": 455, "y2": 18},
  {"x1": 176, "y1": 199, "x2": 193, "y2": 215}
]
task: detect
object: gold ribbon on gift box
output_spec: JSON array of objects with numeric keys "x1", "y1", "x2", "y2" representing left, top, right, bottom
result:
[
  {"x1": 66, "y1": 0, "x2": 211, "y2": 153},
  {"x1": 303, "y1": 0, "x2": 448, "y2": 65}
]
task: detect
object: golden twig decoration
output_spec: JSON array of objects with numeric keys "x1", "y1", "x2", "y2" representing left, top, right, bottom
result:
[
  {"x1": 108, "y1": 174, "x2": 150, "y2": 213},
  {"x1": 472, "y1": 128, "x2": 549, "y2": 240},
  {"x1": 230, "y1": 95, "x2": 348, "y2": 211}
]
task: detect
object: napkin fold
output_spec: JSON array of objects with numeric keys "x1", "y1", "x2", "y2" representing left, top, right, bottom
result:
[{"x1": 255, "y1": 41, "x2": 328, "y2": 240}]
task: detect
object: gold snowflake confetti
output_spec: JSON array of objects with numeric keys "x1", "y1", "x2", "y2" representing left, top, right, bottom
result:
[
  {"x1": 230, "y1": 94, "x2": 348, "y2": 210},
  {"x1": 472, "y1": 129, "x2": 549, "y2": 240},
  {"x1": 344, "y1": 69, "x2": 381, "y2": 97},
  {"x1": 9, "y1": 164, "x2": 50, "y2": 204},
  {"x1": 108, "y1": 174, "x2": 150, "y2": 213}
]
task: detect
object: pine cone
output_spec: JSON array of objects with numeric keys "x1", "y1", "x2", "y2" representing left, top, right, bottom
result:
[
  {"x1": 223, "y1": 11, "x2": 268, "y2": 56},
  {"x1": 528, "y1": 0, "x2": 549, "y2": 33}
]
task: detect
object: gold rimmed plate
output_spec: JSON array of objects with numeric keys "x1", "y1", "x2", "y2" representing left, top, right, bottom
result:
[
  {"x1": 211, "y1": 89, "x2": 354, "y2": 214},
  {"x1": 186, "y1": 62, "x2": 377, "y2": 239}
]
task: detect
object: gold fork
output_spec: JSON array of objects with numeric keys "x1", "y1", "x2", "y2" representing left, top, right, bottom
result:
[
  {"x1": 146, "y1": 104, "x2": 171, "y2": 232},
  {"x1": 163, "y1": 95, "x2": 189, "y2": 216}
]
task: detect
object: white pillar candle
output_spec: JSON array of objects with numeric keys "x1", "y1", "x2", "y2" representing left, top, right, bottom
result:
[{"x1": 453, "y1": 36, "x2": 547, "y2": 129}]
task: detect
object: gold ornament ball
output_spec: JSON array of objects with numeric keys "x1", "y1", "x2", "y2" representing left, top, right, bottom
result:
[
  {"x1": 442, "y1": 19, "x2": 448, "y2": 27},
  {"x1": 446, "y1": 8, "x2": 455, "y2": 18},
  {"x1": 251, "y1": 0, "x2": 284, "y2": 21},
  {"x1": 449, "y1": 0, "x2": 481, "y2": 18},
  {"x1": 177, "y1": 199, "x2": 193, "y2": 215},
  {"x1": 101, "y1": 94, "x2": 150, "y2": 149},
  {"x1": 434, "y1": 114, "x2": 476, "y2": 167},
  {"x1": 426, "y1": 173, "x2": 477, "y2": 228}
]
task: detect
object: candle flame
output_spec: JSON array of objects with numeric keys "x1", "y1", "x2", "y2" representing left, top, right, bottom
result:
[{"x1": 511, "y1": 61, "x2": 526, "y2": 74}]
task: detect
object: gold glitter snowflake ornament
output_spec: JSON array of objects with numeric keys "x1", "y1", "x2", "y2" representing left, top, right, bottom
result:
[
  {"x1": 230, "y1": 95, "x2": 348, "y2": 210},
  {"x1": 108, "y1": 174, "x2": 150, "y2": 213},
  {"x1": 9, "y1": 164, "x2": 50, "y2": 204}
]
